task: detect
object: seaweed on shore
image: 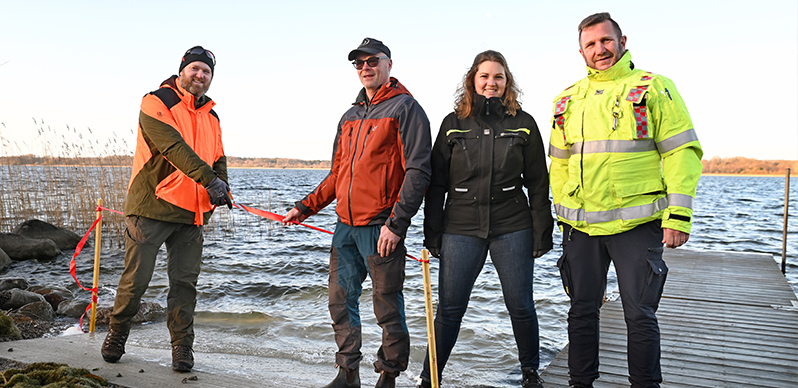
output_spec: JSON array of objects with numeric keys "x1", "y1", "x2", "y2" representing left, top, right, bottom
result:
[{"x1": 1, "y1": 362, "x2": 107, "y2": 388}]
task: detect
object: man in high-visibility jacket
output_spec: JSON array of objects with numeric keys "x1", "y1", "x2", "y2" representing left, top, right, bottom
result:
[{"x1": 549, "y1": 12, "x2": 703, "y2": 388}]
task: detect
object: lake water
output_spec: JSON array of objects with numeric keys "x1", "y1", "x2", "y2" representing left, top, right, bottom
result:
[{"x1": 4, "y1": 171, "x2": 797, "y2": 387}]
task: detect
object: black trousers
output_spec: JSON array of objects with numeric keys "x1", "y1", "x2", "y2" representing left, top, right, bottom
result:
[{"x1": 557, "y1": 221, "x2": 667, "y2": 388}]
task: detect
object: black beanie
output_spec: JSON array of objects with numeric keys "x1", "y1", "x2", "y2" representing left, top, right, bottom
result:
[{"x1": 179, "y1": 46, "x2": 215, "y2": 75}]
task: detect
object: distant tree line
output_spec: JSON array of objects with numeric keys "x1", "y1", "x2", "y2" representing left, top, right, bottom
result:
[
  {"x1": 226, "y1": 156, "x2": 330, "y2": 169},
  {"x1": 0, "y1": 154, "x2": 331, "y2": 169},
  {"x1": 701, "y1": 156, "x2": 797, "y2": 175},
  {"x1": 3, "y1": 154, "x2": 795, "y2": 174}
]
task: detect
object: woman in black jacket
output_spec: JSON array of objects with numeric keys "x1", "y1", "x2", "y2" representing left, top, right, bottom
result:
[{"x1": 419, "y1": 50, "x2": 553, "y2": 388}]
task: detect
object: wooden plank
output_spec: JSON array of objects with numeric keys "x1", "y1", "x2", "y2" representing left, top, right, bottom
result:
[{"x1": 539, "y1": 250, "x2": 798, "y2": 387}]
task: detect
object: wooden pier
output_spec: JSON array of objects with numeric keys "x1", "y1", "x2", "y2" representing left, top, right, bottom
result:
[{"x1": 539, "y1": 250, "x2": 798, "y2": 387}]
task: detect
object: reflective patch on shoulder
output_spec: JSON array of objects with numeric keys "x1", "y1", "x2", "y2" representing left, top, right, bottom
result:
[
  {"x1": 626, "y1": 86, "x2": 649, "y2": 103},
  {"x1": 554, "y1": 96, "x2": 571, "y2": 115}
]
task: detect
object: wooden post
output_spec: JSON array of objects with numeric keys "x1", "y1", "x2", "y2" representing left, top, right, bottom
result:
[
  {"x1": 421, "y1": 249, "x2": 439, "y2": 388},
  {"x1": 783, "y1": 169, "x2": 790, "y2": 274},
  {"x1": 90, "y1": 199, "x2": 103, "y2": 333}
]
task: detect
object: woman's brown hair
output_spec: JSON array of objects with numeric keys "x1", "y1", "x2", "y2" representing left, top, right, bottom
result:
[{"x1": 454, "y1": 50, "x2": 522, "y2": 119}]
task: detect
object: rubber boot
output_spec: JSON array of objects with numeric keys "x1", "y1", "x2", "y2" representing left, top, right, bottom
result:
[
  {"x1": 375, "y1": 371, "x2": 396, "y2": 388},
  {"x1": 322, "y1": 365, "x2": 360, "y2": 388}
]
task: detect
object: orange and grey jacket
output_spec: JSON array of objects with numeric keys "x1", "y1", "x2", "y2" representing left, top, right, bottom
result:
[
  {"x1": 296, "y1": 77, "x2": 432, "y2": 237},
  {"x1": 125, "y1": 75, "x2": 227, "y2": 226}
]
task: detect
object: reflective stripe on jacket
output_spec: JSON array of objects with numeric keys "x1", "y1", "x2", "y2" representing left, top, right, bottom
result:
[
  {"x1": 548, "y1": 51, "x2": 702, "y2": 236},
  {"x1": 297, "y1": 77, "x2": 431, "y2": 237},
  {"x1": 126, "y1": 75, "x2": 227, "y2": 226}
]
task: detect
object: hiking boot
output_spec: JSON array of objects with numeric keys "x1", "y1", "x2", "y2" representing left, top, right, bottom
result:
[
  {"x1": 322, "y1": 365, "x2": 360, "y2": 388},
  {"x1": 375, "y1": 371, "x2": 396, "y2": 388},
  {"x1": 171, "y1": 345, "x2": 194, "y2": 372},
  {"x1": 101, "y1": 329, "x2": 129, "y2": 363},
  {"x1": 522, "y1": 369, "x2": 544, "y2": 388}
]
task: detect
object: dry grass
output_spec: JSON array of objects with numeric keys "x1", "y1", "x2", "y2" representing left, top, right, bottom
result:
[{"x1": 0, "y1": 119, "x2": 250, "y2": 248}]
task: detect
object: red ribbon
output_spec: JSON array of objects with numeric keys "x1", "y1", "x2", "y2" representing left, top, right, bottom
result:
[
  {"x1": 233, "y1": 203, "x2": 426, "y2": 263},
  {"x1": 70, "y1": 202, "x2": 428, "y2": 331},
  {"x1": 70, "y1": 206, "x2": 124, "y2": 330}
]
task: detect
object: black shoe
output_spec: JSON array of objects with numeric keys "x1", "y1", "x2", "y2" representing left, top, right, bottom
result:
[
  {"x1": 101, "y1": 329, "x2": 129, "y2": 363},
  {"x1": 569, "y1": 382, "x2": 592, "y2": 388},
  {"x1": 417, "y1": 379, "x2": 431, "y2": 388},
  {"x1": 375, "y1": 371, "x2": 396, "y2": 388},
  {"x1": 522, "y1": 369, "x2": 544, "y2": 388},
  {"x1": 171, "y1": 345, "x2": 194, "y2": 372},
  {"x1": 322, "y1": 365, "x2": 360, "y2": 388}
]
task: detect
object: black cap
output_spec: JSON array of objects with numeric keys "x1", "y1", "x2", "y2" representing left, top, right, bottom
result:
[
  {"x1": 347, "y1": 38, "x2": 391, "y2": 61},
  {"x1": 179, "y1": 46, "x2": 215, "y2": 75}
]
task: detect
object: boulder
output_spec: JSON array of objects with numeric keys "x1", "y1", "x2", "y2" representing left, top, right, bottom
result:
[
  {"x1": 57, "y1": 299, "x2": 91, "y2": 318},
  {"x1": 15, "y1": 301, "x2": 56, "y2": 321},
  {"x1": 12, "y1": 219, "x2": 83, "y2": 250},
  {"x1": 0, "y1": 278, "x2": 29, "y2": 291},
  {"x1": 94, "y1": 300, "x2": 165, "y2": 325},
  {"x1": 0, "y1": 288, "x2": 46, "y2": 310},
  {"x1": 0, "y1": 233, "x2": 61, "y2": 260},
  {"x1": 0, "y1": 248, "x2": 11, "y2": 271},
  {"x1": 27, "y1": 286, "x2": 74, "y2": 311}
]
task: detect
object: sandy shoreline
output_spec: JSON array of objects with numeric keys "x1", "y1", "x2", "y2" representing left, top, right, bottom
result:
[{"x1": 0, "y1": 322, "x2": 422, "y2": 388}]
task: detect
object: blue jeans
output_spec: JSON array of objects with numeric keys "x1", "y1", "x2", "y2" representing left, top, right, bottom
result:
[{"x1": 421, "y1": 228, "x2": 540, "y2": 382}]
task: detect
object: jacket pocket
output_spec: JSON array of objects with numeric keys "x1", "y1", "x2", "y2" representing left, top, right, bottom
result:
[
  {"x1": 446, "y1": 129, "x2": 479, "y2": 171},
  {"x1": 497, "y1": 130, "x2": 529, "y2": 170},
  {"x1": 639, "y1": 247, "x2": 668, "y2": 306},
  {"x1": 613, "y1": 178, "x2": 664, "y2": 199}
]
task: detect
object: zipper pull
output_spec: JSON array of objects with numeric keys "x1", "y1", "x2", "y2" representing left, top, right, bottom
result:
[
  {"x1": 612, "y1": 95, "x2": 621, "y2": 130},
  {"x1": 486, "y1": 99, "x2": 490, "y2": 116}
]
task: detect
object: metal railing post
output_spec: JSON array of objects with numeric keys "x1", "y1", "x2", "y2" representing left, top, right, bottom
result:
[{"x1": 782, "y1": 168, "x2": 790, "y2": 274}]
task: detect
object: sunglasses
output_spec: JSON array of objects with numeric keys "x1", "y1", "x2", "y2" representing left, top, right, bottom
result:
[
  {"x1": 186, "y1": 47, "x2": 216, "y2": 65},
  {"x1": 352, "y1": 56, "x2": 388, "y2": 70}
]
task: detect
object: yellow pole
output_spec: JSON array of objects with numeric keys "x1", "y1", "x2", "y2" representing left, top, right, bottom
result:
[
  {"x1": 89, "y1": 199, "x2": 103, "y2": 333},
  {"x1": 421, "y1": 249, "x2": 439, "y2": 388}
]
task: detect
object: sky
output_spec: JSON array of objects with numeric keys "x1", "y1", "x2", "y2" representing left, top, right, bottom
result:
[{"x1": 1, "y1": 0, "x2": 796, "y2": 161}]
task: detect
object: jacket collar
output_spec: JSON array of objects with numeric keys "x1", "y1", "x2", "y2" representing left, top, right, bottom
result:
[
  {"x1": 354, "y1": 77, "x2": 411, "y2": 106},
  {"x1": 162, "y1": 75, "x2": 214, "y2": 110},
  {"x1": 473, "y1": 93, "x2": 507, "y2": 119},
  {"x1": 586, "y1": 50, "x2": 634, "y2": 82}
]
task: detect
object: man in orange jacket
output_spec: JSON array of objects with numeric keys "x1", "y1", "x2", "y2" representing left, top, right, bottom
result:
[
  {"x1": 101, "y1": 46, "x2": 232, "y2": 373},
  {"x1": 284, "y1": 38, "x2": 432, "y2": 388}
]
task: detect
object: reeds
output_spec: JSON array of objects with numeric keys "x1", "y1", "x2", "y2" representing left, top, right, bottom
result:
[
  {"x1": 0, "y1": 119, "x2": 130, "y2": 248},
  {"x1": 0, "y1": 119, "x2": 288, "y2": 248}
]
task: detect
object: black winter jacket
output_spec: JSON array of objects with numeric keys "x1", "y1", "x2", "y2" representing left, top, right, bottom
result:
[{"x1": 423, "y1": 94, "x2": 553, "y2": 252}]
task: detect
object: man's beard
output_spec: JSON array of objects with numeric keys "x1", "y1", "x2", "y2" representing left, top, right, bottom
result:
[{"x1": 180, "y1": 76, "x2": 211, "y2": 98}]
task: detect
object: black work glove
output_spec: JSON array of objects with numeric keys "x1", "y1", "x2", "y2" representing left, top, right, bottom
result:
[
  {"x1": 428, "y1": 246, "x2": 441, "y2": 258},
  {"x1": 205, "y1": 177, "x2": 232, "y2": 209}
]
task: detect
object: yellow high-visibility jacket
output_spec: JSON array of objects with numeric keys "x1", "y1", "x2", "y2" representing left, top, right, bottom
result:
[{"x1": 549, "y1": 51, "x2": 702, "y2": 236}]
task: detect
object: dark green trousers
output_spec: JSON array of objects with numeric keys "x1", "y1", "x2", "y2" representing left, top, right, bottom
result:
[{"x1": 110, "y1": 215, "x2": 203, "y2": 347}]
